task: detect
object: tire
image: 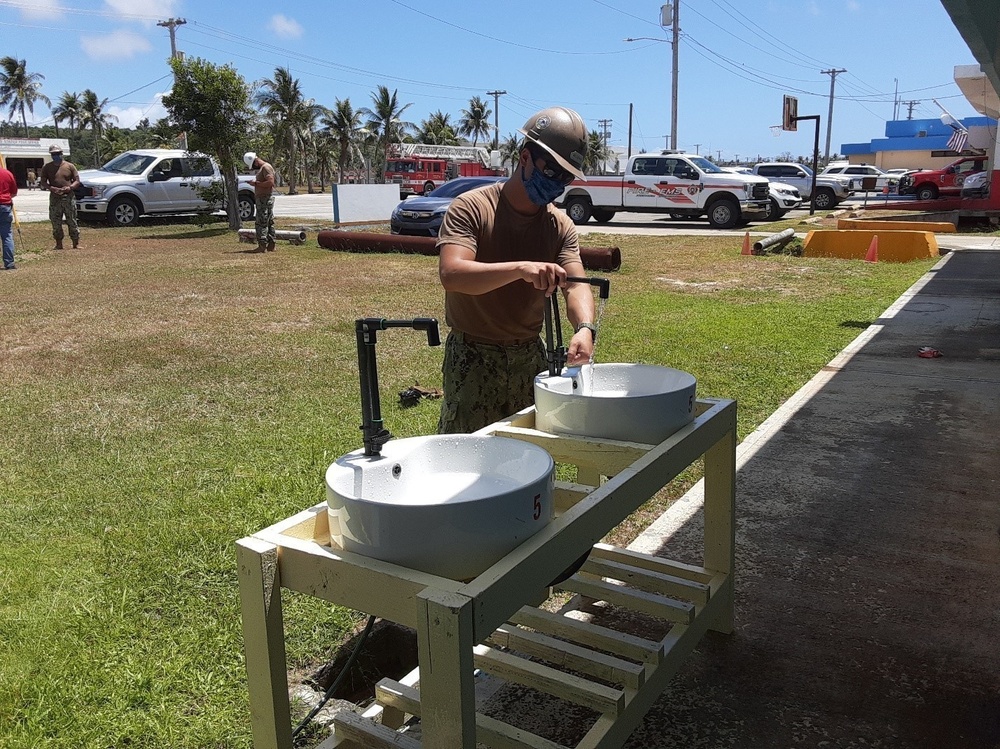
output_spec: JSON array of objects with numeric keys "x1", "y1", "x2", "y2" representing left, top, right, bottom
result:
[
  {"x1": 915, "y1": 184, "x2": 938, "y2": 202},
  {"x1": 423, "y1": 181, "x2": 435, "y2": 195},
  {"x1": 238, "y1": 193, "x2": 255, "y2": 221},
  {"x1": 763, "y1": 198, "x2": 786, "y2": 222},
  {"x1": 812, "y1": 188, "x2": 837, "y2": 211},
  {"x1": 706, "y1": 197, "x2": 740, "y2": 230},
  {"x1": 591, "y1": 208, "x2": 616, "y2": 223},
  {"x1": 564, "y1": 197, "x2": 592, "y2": 225},
  {"x1": 107, "y1": 196, "x2": 140, "y2": 227}
]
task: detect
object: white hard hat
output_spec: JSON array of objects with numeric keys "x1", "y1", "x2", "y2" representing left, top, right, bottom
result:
[{"x1": 243, "y1": 152, "x2": 257, "y2": 169}]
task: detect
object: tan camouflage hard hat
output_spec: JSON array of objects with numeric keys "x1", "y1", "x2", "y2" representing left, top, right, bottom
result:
[{"x1": 518, "y1": 107, "x2": 588, "y2": 179}]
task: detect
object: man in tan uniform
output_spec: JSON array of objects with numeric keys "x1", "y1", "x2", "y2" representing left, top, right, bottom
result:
[
  {"x1": 435, "y1": 106, "x2": 596, "y2": 434},
  {"x1": 244, "y1": 152, "x2": 276, "y2": 252},
  {"x1": 38, "y1": 144, "x2": 81, "y2": 249}
]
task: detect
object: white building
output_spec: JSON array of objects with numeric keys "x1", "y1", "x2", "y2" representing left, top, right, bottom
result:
[{"x1": 0, "y1": 137, "x2": 72, "y2": 188}]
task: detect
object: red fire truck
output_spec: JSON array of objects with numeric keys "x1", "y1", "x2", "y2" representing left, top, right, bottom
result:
[{"x1": 384, "y1": 144, "x2": 504, "y2": 196}]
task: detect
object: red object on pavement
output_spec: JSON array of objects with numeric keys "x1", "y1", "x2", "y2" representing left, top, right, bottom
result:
[{"x1": 918, "y1": 347, "x2": 942, "y2": 358}]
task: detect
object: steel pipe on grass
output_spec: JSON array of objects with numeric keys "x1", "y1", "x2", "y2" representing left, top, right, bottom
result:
[
  {"x1": 237, "y1": 229, "x2": 308, "y2": 245},
  {"x1": 315, "y1": 231, "x2": 621, "y2": 271},
  {"x1": 753, "y1": 228, "x2": 796, "y2": 254}
]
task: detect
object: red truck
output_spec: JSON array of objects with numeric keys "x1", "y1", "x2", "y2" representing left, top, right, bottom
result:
[
  {"x1": 384, "y1": 144, "x2": 504, "y2": 196},
  {"x1": 898, "y1": 156, "x2": 986, "y2": 201}
]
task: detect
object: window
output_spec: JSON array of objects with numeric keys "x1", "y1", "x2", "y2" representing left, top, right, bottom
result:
[{"x1": 184, "y1": 158, "x2": 214, "y2": 177}]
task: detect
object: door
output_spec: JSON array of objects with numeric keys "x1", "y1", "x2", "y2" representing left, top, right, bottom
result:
[
  {"x1": 182, "y1": 157, "x2": 217, "y2": 211},
  {"x1": 146, "y1": 157, "x2": 195, "y2": 211},
  {"x1": 624, "y1": 157, "x2": 677, "y2": 210}
]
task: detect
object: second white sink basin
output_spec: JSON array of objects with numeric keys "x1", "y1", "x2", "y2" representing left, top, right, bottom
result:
[
  {"x1": 326, "y1": 434, "x2": 554, "y2": 580},
  {"x1": 534, "y1": 363, "x2": 696, "y2": 444}
]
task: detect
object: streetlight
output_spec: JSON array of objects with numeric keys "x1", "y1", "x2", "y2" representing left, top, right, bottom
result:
[{"x1": 624, "y1": 1, "x2": 679, "y2": 151}]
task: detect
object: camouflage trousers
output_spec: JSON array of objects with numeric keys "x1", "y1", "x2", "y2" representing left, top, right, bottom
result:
[
  {"x1": 254, "y1": 194, "x2": 275, "y2": 246},
  {"x1": 438, "y1": 331, "x2": 546, "y2": 434},
  {"x1": 49, "y1": 194, "x2": 79, "y2": 242}
]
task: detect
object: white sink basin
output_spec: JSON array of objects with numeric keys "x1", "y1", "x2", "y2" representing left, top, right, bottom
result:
[
  {"x1": 326, "y1": 434, "x2": 554, "y2": 580},
  {"x1": 534, "y1": 363, "x2": 697, "y2": 444}
]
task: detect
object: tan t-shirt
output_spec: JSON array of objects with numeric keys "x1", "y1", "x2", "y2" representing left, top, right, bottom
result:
[
  {"x1": 39, "y1": 160, "x2": 80, "y2": 190},
  {"x1": 436, "y1": 182, "x2": 581, "y2": 341},
  {"x1": 254, "y1": 162, "x2": 275, "y2": 197}
]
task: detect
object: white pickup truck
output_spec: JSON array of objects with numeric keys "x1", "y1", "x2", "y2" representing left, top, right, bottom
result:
[
  {"x1": 750, "y1": 163, "x2": 858, "y2": 210},
  {"x1": 75, "y1": 149, "x2": 256, "y2": 227},
  {"x1": 557, "y1": 151, "x2": 770, "y2": 229}
]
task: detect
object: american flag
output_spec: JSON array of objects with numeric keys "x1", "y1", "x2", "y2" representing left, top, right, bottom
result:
[{"x1": 946, "y1": 127, "x2": 968, "y2": 154}]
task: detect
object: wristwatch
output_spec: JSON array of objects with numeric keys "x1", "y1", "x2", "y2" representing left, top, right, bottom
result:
[{"x1": 576, "y1": 322, "x2": 598, "y2": 341}]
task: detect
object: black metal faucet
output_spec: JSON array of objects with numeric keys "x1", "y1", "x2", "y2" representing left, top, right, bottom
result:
[
  {"x1": 356, "y1": 317, "x2": 440, "y2": 456},
  {"x1": 543, "y1": 276, "x2": 611, "y2": 377}
]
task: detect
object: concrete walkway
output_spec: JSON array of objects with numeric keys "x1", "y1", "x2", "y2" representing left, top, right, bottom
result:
[{"x1": 483, "y1": 244, "x2": 1000, "y2": 747}]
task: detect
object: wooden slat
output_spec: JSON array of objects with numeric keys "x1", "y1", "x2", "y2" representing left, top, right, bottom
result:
[
  {"x1": 488, "y1": 625, "x2": 645, "y2": 689},
  {"x1": 332, "y1": 710, "x2": 421, "y2": 749},
  {"x1": 510, "y1": 607, "x2": 663, "y2": 665},
  {"x1": 590, "y1": 543, "x2": 716, "y2": 584},
  {"x1": 474, "y1": 644, "x2": 625, "y2": 716},
  {"x1": 555, "y1": 576, "x2": 695, "y2": 625},
  {"x1": 488, "y1": 424, "x2": 651, "y2": 476},
  {"x1": 553, "y1": 480, "x2": 593, "y2": 513},
  {"x1": 580, "y1": 558, "x2": 710, "y2": 606},
  {"x1": 376, "y1": 680, "x2": 566, "y2": 749}
]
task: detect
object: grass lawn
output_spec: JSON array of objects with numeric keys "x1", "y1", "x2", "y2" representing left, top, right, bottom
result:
[{"x1": 0, "y1": 216, "x2": 937, "y2": 747}]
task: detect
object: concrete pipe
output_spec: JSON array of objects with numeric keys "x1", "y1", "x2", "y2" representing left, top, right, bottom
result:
[
  {"x1": 752, "y1": 227, "x2": 796, "y2": 254},
  {"x1": 238, "y1": 228, "x2": 308, "y2": 245},
  {"x1": 315, "y1": 230, "x2": 622, "y2": 271}
]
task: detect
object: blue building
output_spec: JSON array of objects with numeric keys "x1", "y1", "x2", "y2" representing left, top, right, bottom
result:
[{"x1": 840, "y1": 115, "x2": 995, "y2": 171}]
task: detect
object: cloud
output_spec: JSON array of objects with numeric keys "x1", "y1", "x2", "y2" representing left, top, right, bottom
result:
[
  {"x1": 19, "y1": 0, "x2": 64, "y2": 20},
  {"x1": 103, "y1": 0, "x2": 181, "y2": 27},
  {"x1": 80, "y1": 29, "x2": 153, "y2": 60},
  {"x1": 107, "y1": 99, "x2": 168, "y2": 129},
  {"x1": 268, "y1": 14, "x2": 304, "y2": 39}
]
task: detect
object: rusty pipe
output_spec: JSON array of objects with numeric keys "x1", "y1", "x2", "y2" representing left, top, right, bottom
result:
[
  {"x1": 238, "y1": 228, "x2": 308, "y2": 245},
  {"x1": 315, "y1": 230, "x2": 621, "y2": 271}
]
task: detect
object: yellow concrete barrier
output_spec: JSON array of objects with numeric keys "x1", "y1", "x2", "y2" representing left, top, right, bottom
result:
[
  {"x1": 802, "y1": 230, "x2": 939, "y2": 262},
  {"x1": 837, "y1": 218, "x2": 956, "y2": 232}
]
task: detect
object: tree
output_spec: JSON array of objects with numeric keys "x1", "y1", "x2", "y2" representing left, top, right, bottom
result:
[
  {"x1": 417, "y1": 110, "x2": 459, "y2": 145},
  {"x1": 0, "y1": 57, "x2": 51, "y2": 136},
  {"x1": 52, "y1": 91, "x2": 83, "y2": 137},
  {"x1": 584, "y1": 130, "x2": 611, "y2": 175},
  {"x1": 255, "y1": 67, "x2": 322, "y2": 195},
  {"x1": 321, "y1": 98, "x2": 364, "y2": 184},
  {"x1": 499, "y1": 132, "x2": 522, "y2": 173},
  {"x1": 458, "y1": 96, "x2": 492, "y2": 148},
  {"x1": 360, "y1": 86, "x2": 414, "y2": 181},
  {"x1": 163, "y1": 56, "x2": 256, "y2": 230},
  {"x1": 80, "y1": 89, "x2": 118, "y2": 166}
]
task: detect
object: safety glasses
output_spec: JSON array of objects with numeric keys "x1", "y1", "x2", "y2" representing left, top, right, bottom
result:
[{"x1": 529, "y1": 147, "x2": 576, "y2": 185}]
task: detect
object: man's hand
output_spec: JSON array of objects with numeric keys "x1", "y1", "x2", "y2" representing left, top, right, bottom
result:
[
  {"x1": 517, "y1": 261, "x2": 566, "y2": 296},
  {"x1": 567, "y1": 328, "x2": 594, "y2": 365}
]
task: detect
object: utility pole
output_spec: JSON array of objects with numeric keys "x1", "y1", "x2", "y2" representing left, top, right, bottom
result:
[
  {"x1": 820, "y1": 68, "x2": 846, "y2": 161},
  {"x1": 157, "y1": 17, "x2": 187, "y2": 61},
  {"x1": 904, "y1": 100, "x2": 919, "y2": 120},
  {"x1": 660, "y1": 3, "x2": 680, "y2": 150},
  {"x1": 486, "y1": 89, "x2": 506, "y2": 151},
  {"x1": 598, "y1": 119, "x2": 612, "y2": 174},
  {"x1": 692, "y1": 143, "x2": 701, "y2": 155},
  {"x1": 716, "y1": 149, "x2": 722, "y2": 161},
  {"x1": 662, "y1": 135, "x2": 670, "y2": 150}
]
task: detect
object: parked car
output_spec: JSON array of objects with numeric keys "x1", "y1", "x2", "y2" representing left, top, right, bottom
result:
[
  {"x1": 898, "y1": 156, "x2": 987, "y2": 201},
  {"x1": 721, "y1": 166, "x2": 801, "y2": 219},
  {"x1": 750, "y1": 163, "x2": 857, "y2": 210},
  {"x1": 75, "y1": 149, "x2": 256, "y2": 226},
  {"x1": 819, "y1": 163, "x2": 897, "y2": 191},
  {"x1": 961, "y1": 170, "x2": 990, "y2": 199},
  {"x1": 389, "y1": 176, "x2": 507, "y2": 236}
]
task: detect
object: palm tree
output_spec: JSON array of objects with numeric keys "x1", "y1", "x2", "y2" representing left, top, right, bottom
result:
[
  {"x1": 499, "y1": 132, "x2": 522, "y2": 173},
  {"x1": 51, "y1": 91, "x2": 83, "y2": 137},
  {"x1": 584, "y1": 130, "x2": 612, "y2": 175},
  {"x1": 359, "y1": 86, "x2": 414, "y2": 181},
  {"x1": 417, "y1": 110, "x2": 459, "y2": 145},
  {"x1": 80, "y1": 89, "x2": 118, "y2": 166},
  {"x1": 321, "y1": 98, "x2": 364, "y2": 184},
  {"x1": 458, "y1": 95, "x2": 492, "y2": 148},
  {"x1": 255, "y1": 67, "x2": 323, "y2": 195},
  {"x1": 0, "y1": 57, "x2": 51, "y2": 136}
]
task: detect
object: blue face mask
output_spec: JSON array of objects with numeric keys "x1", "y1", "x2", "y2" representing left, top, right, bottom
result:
[
  {"x1": 521, "y1": 163, "x2": 567, "y2": 206},
  {"x1": 52, "y1": 154, "x2": 63, "y2": 163}
]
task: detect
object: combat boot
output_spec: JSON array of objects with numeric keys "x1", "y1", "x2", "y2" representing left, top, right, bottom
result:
[
  {"x1": 72, "y1": 240, "x2": 80, "y2": 249},
  {"x1": 54, "y1": 239, "x2": 63, "y2": 250}
]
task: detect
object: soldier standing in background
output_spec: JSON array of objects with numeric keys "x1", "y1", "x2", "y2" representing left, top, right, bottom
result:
[{"x1": 38, "y1": 144, "x2": 81, "y2": 249}]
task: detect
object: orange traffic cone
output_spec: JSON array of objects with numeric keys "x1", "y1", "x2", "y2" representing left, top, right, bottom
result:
[
  {"x1": 741, "y1": 231, "x2": 752, "y2": 256},
  {"x1": 865, "y1": 235, "x2": 879, "y2": 263}
]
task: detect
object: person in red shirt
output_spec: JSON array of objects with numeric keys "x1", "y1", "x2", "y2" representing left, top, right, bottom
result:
[{"x1": 0, "y1": 162, "x2": 17, "y2": 269}]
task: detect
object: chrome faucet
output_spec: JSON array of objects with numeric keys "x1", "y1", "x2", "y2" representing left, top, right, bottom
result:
[{"x1": 355, "y1": 317, "x2": 440, "y2": 456}]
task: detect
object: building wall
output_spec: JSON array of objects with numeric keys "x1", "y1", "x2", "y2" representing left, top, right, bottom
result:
[{"x1": 840, "y1": 117, "x2": 996, "y2": 171}]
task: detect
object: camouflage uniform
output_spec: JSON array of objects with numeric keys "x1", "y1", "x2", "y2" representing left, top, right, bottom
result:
[
  {"x1": 437, "y1": 332, "x2": 546, "y2": 434},
  {"x1": 254, "y1": 194, "x2": 275, "y2": 248},
  {"x1": 49, "y1": 194, "x2": 79, "y2": 244}
]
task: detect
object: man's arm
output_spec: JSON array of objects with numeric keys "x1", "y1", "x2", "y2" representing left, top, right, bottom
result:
[
  {"x1": 561, "y1": 259, "x2": 597, "y2": 365},
  {"x1": 439, "y1": 243, "x2": 567, "y2": 297}
]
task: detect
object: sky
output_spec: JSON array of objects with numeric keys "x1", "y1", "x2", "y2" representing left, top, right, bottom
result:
[{"x1": 0, "y1": 0, "x2": 986, "y2": 163}]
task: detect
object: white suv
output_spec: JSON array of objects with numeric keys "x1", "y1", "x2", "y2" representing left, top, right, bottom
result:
[{"x1": 820, "y1": 163, "x2": 897, "y2": 192}]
